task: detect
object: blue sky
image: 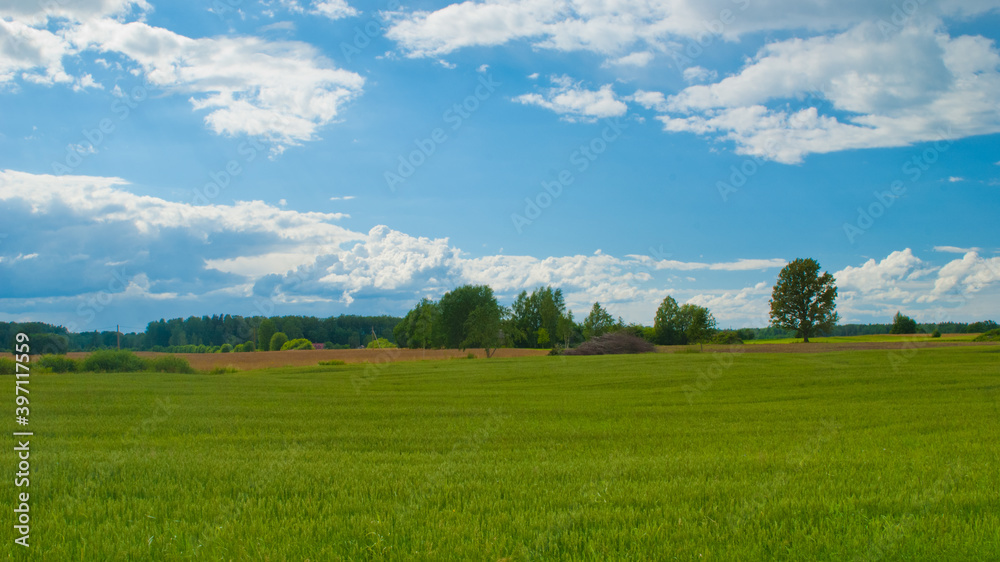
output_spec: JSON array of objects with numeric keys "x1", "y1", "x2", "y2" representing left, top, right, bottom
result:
[{"x1": 1, "y1": 0, "x2": 999, "y2": 334}]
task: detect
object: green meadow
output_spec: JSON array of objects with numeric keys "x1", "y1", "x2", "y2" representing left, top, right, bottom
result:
[
  {"x1": 5, "y1": 346, "x2": 1000, "y2": 560},
  {"x1": 746, "y1": 333, "x2": 982, "y2": 344}
]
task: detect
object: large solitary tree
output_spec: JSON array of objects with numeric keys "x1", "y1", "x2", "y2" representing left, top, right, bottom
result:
[{"x1": 769, "y1": 258, "x2": 838, "y2": 343}]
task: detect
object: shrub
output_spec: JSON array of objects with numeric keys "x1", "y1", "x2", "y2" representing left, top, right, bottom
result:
[
  {"x1": 365, "y1": 337, "x2": 398, "y2": 349},
  {"x1": 0, "y1": 358, "x2": 16, "y2": 375},
  {"x1": 38, "y1": 355, "x2": 79, "y2": 373},
  {"x1": 82, "y1": 350, "x2": 149, "y2": 373},
  {"x1": 149, "y1": 355, "x2": 195, "y2": 374},
  {"x1": 466, "y1": 352, "x2": 477, "y2": 359},
  {"x1": 270, "y1": 332, "x2": 288, "y2": 351},
  {"x1": 973, "y1": 329, "x2": 1000, "y2": 342},
  {"x1": 219, "y1": 343, "x2": 233, "y2": 353},
  {"x1": 242, "y1": 341, "x2": 256, "y2": 352},
  {"x1": 281, "y1": 338, "x2": 314, "y2": 351},
  {"x1": 711, "y1": 330, "x2": 744, "y2": 345},
  {"x1": 548, "y1": 344, "x2": 564, "y2": 356},
  {"x1": 931, "y1": 329, "x2": 942, "y2": 338},
  {"x1": 209, "y1": 366, "x2": 240, "y2": 374},
  {"x1": 563, "y1": 332, "x2": 655, "y2": 356},
  {"x1": 318, "y1": 360, "x2": 346, "y2": 366}
]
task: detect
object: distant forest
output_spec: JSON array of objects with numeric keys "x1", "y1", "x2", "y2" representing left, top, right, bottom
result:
[
  {"x1": 1, "y1": 315, "x2": 401, "y2": 354},
  {"x1": 2, "y1": 316, "x2": 997, "y2": 354}
]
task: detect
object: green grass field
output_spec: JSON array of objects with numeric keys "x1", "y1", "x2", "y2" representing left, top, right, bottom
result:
[
  {"x1": 747, "y1": 333, "x2": 981, "y2": 344},
  {"x1": 5, "y1": 346, "x2": 1000, "y2": 560}
]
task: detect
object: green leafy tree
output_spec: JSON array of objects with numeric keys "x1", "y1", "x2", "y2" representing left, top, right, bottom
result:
[
  {"x1": 269, "y1": 332, "x2": 288, "y2": 351},
  {"x1": 257, "y1": 319, "x2": 276, "y2": 351},
  {"x1": 582, "y1": 302, "x2": 617, "y2": 340},
  {"x1": 462, "y1": 303, "x2": 507, "y2": 357},
  {"x1": 439, "y1": 285, "x2": 498, "y2": 349},
  {"x1": 366, "y1": 337, "x2": 398, "y2": 349},
  {"x1": 509, "y1": 286, "x2": 571, "y2": 348},
  {"x1": 281, "y1": 338, "x2": 314, "y2": 350},
  {"x1": 769, "y1": 258, "x2": 838, "y2": 343},
  {"x1": 536, "y1": 327, "x2": 551, "y2": 348},
  {"x1": 556, "y1": 311, "x2": 576, "y2": 348},
  {"x1": 653, "y1": 296, "x2": 685, "y2": 345},
  {"x1": 396, "y1": 298, "x2": 442, "y2": 349},
  {"x1": 679, "y1": 304, "x2": 717, "y2": 349},
  {"x1": 889, "y1": 311, "x2": 918, "y2": 334}
]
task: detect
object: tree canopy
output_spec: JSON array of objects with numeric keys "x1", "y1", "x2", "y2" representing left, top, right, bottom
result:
[
  {"x1": 890, "y1": 311, "x2": 919, "y2": 334},
  {"x1": 769, "y1": 258, "x2": 838, "y2": 343}
]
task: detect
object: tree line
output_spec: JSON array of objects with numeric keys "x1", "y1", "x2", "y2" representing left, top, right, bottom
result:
[
  {"x1": 0, "y1": 315, "x2": 401, "y2": 354},
  {"x1": 3, "y1": 257, "x2": 997, "y2": 354}
]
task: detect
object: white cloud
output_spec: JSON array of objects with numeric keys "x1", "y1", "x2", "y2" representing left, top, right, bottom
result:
[
  {"x1": 655, "y1": 23, "x2": 1000, "y2": 163},
  {"x1": 682, "y1": 66, "x2": 717, "y2": 83},
  {"x1": 629, "y1": 89, "x2": 668, "y2": 111},
  {"x1": 515, "y1": 76, "x2": 627, "y2": 122},
  {"x1": 477, "y1": 63, "x2": 490, "y2": 72},
  {"x1": 627, "y1": 255, "x2": 786, "y2": 271},
  {"x1": 67, "y1": 19, "x2": 364, "y2": 149},
  {"x1": 947, "y1": 176, "x2": 965, "y2": 182},
  {"x1": 311, "y1": 0, "x2": 359, "y2": 20},
  {"x1": 0, "y1": 0, "x2": 149, "y2": 25},
  {"x1": 0, "y1": 19, "x2": 74, "y2": 86},
  {"x1": 0, "y1": 3, "x2": 363, "y2": 150},
  {"x1": 0, "y1": 169, "x2": 358, "y2": 244},
  {"x1": 922, "y1": 251, "x2": 1000, "y2": 301},
  {"x1": 835, "y1": 249, "x2": 927, "y2": 294},
  {"x1": 384, "y1": 0, "x2": 1000, "y2": 60},
  {"x1": 608, "y1": 51, "x2": 654, "y2": 67},
  {"x1": 3, "y1": 170, "x2": 998, "y2": 327},
  {"x1": 329, "y1": 195, "x2": 356, "y2": 201},
  {"x1": 934, "y1": 245, "x2": 981, "y2": 253}
]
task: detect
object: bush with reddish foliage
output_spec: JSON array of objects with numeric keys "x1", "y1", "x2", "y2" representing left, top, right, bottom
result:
[{"x1": 563, "y1": 331, "x2": 655, "y2": 356}]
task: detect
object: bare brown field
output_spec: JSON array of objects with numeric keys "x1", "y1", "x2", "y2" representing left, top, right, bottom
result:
[
  {"x1": 21, "y1": 340, "x2": 996, "y2": 371},
  {"x1": 61, "y1": 347, "x2": 550, "y2": 370}
]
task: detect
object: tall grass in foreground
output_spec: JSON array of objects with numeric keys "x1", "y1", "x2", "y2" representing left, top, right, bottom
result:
[{"x1": 3, "y1": 346, "x2": 999, "y2": 560}]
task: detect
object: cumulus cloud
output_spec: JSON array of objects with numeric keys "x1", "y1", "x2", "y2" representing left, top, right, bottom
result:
[
  {"x1": 834, "y1": 249, "x2": 930, "y2": 296},
  {"x1": 1, "y1": 169, "x2": 788, "y2": 321},
  {"x1": 515, "y1": 76, "x2": 627, "y2": 122},
  {"x1": 654, "y1": 23, "x2": 1000, "y2": 163},
  {"x1": 3, "y1": 170, "x2": 997, "y2": 327},
  {"x1": 310, "y1": 0, "x2": 359, "y2": 20},
  {"x1": 384, "y1": 0, "x2": 1000, "y2": 60},
  {"x1": 1, "y1": 2, "x2": 363, "y2": 150},
  {"x1": 67, "y1": 19, "x2": 364, "y2": 148},
  {"x1": 922, "y1": 251, "x2": 1000, "y2": 301},
  {"x1": 0, "y1": 19, "x2": 75, "y2": 86}
]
